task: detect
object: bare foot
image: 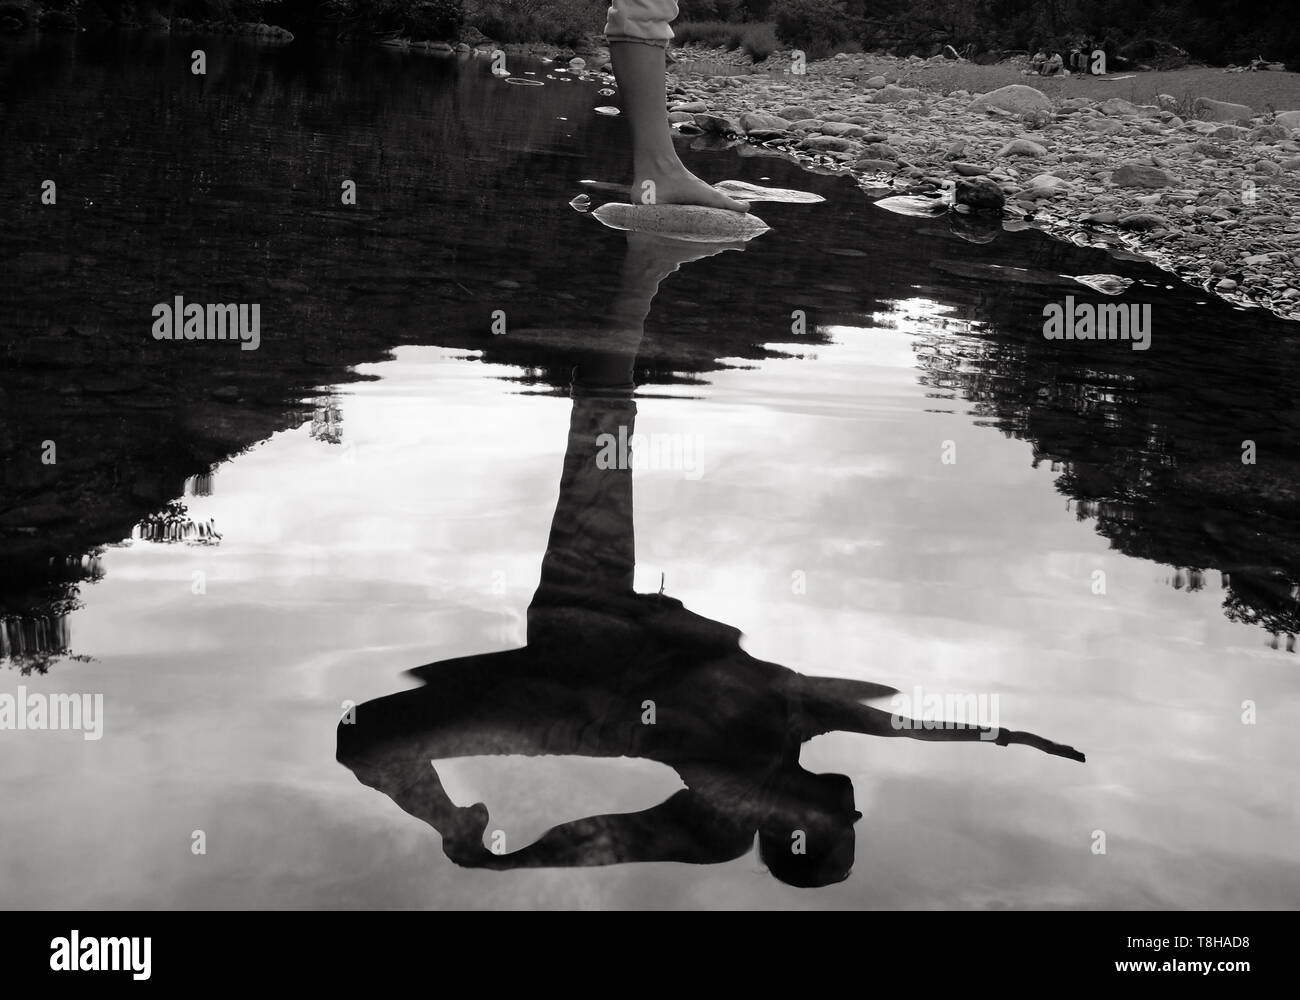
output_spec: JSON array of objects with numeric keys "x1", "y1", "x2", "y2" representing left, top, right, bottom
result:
[{"x1": 633, "y1": 157, "x2": 749, "y2": 212}]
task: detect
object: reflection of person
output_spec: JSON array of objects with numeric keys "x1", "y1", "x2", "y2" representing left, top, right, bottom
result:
[
  {"x1": 605, "y1": 1, "x2": 749, "y2": 212},
  {"x1": 337, "y1": 232, "x2": 1086, "y2": 889}
]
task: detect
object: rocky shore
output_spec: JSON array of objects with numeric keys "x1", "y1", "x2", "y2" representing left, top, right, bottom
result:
[{"x1": 661, "y1": 51, "x2": 1300, "y2": 321}]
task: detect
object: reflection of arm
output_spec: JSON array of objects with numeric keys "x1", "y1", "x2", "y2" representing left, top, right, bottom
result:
[
  {"x1": 802, "y1": 700, "x2": 1086, "y2": 763},
  {"x1": 455, "y1": 789, "x2": 753, "y2": 871}
]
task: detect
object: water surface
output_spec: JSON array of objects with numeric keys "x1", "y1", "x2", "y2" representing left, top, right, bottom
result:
[{"x1": 2, "y1": 31, "x2": 1298, "y2": 909}]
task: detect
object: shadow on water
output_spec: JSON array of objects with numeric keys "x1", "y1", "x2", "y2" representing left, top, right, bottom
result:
[
  {"x1": 336, "y1": 230, "x2": 1086, "y2": 886},
  {"x1": 2, "y1": 30, "x2": 1300, "y2": 665}
]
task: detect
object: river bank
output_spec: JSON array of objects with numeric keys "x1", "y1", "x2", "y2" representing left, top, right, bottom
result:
[{"x1": 659, "y1": 49, "x2": 1300, "y2": 320}]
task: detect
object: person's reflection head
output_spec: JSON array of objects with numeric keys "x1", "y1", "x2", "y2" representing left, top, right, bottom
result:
[{"x1": 757, "y1": 770, "x2": 859, "y2": 888}]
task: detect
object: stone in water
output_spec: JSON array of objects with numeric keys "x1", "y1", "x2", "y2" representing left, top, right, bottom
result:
[
  {"x1": 873, "y1": 195, "x2": 949, "y2": 217},
  {"x1": 591, "y1": 203, "x2": 771, "y2": 243},
  {"x1": 712, "y1": 180, "x2": 825, "y2": 204},
  {"x1": 1070, "y1": 274, "x2": 1134, "y2": 295}
]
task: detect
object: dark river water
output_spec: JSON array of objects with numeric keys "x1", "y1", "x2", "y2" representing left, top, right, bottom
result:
[{"x1": 2, "y1": 31, "x2": 1298, "y2": 909}]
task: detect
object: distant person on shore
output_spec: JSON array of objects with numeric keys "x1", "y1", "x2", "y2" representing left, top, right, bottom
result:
[
  {"x1": 1042, "y1": 51, "x2": 1065, "y2": 76},
  {"x1": 606, "y1": 1, "x2": 749, "y2": 212},
  {"x1": 1029, "y1": 48, "x2": 1047, "y2": 74},
  {"x1": 1078, "y1": 38, "x2": 1095, "y2": 72},
  {"x1": 1068, "y1": 41, "x2": 1083, "y2": 73}
]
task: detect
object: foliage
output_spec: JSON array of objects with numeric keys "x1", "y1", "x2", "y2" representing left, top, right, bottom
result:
[
  {"x1": 675, "y1": 18, "x2": 778, "y2": 60},
  {"x1": 683, "y1": 0, "x2": 1300, "y2": 67},
  {"x1": 408, "y1": 0, "x2": 463, "y2": 39},
  {"x1": 310, "y1": 0, "x2": 464, "y2": 39},
  {"x1": 21, "y1": 0, "x2": 1300, "y2": 66},
  {"x1": 741, "y1": 20, "x2": 777, "y2": 59},
  {"x1": 772, "y1": 0, "x2": 857, "y2": 60},
  {"x1": 674, "y1": 19, "x2": 744, "y2": 48},
  {"x1": 462, "y1": 0, "x2": 603, "y2": 46}
]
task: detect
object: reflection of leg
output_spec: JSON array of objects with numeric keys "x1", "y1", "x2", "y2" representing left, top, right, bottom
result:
[
  {"x1": 596, "y1": 231, "x2": 744, "y2": 343},
  {"x1": 350, "y1": 745, "x2": 489, "y2": 860},
  {"x1": 573, "y1": 233, "x2": 696, "y2": 388},
  {"x1": 474, "y1": 789, "x2": 753, "y2": 869},
  {"x1": 530, "y1": 229, "x2": 744, "y2": 630},
  {"x1": 607, "y1": 39, "x2": 749, "y2": 212},
  {"x1": 578, "y1": 232, "x2": 741, "y2": 391},
  {"x1": 532, "y1": 395, "x2": 638, "y2": 612}
]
